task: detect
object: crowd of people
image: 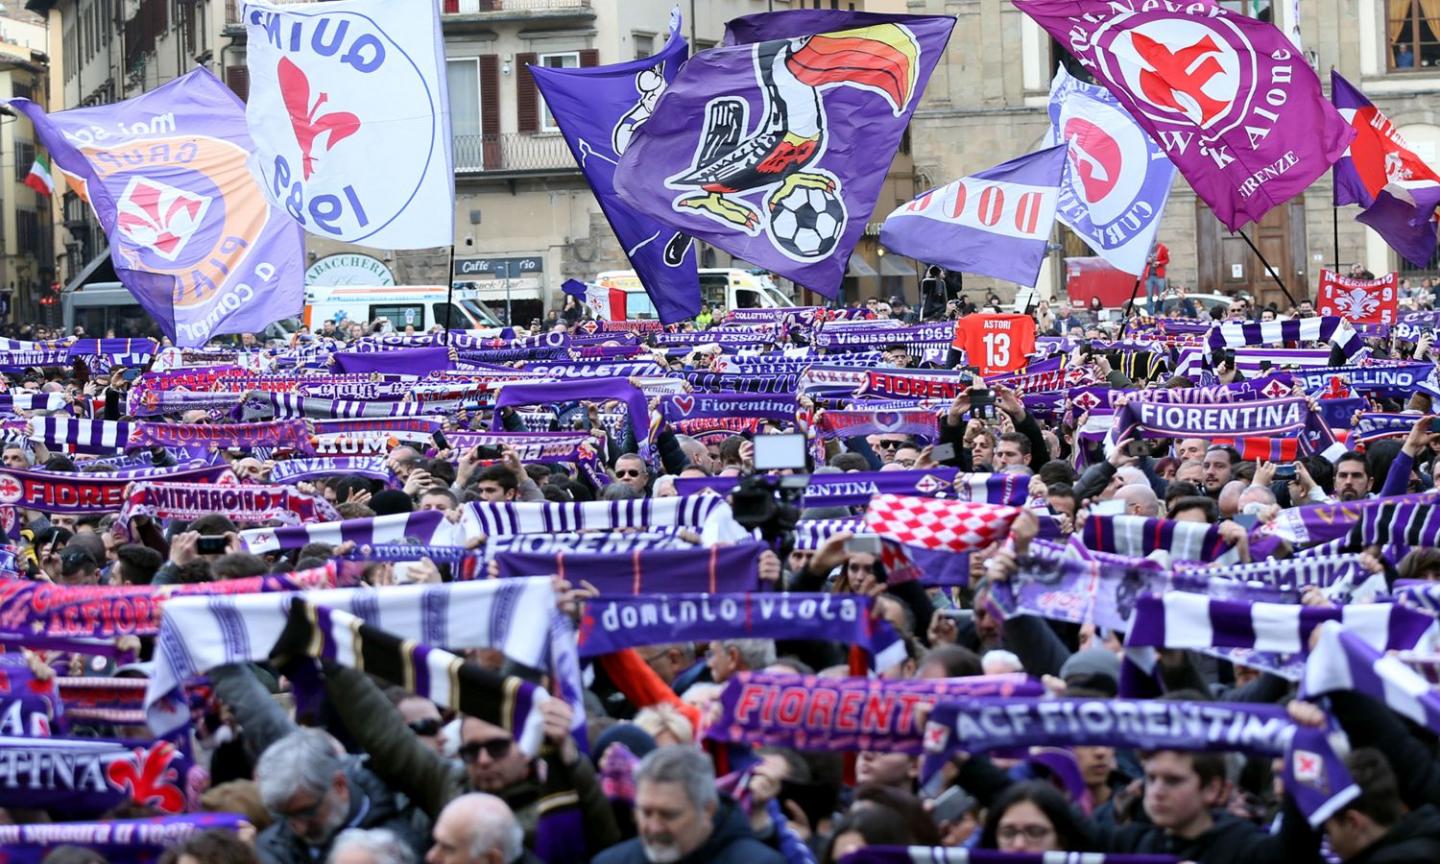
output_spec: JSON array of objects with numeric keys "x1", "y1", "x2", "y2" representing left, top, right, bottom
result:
[{"x1": 3, "y1": 273, "x2": 1440, "y2": 864}]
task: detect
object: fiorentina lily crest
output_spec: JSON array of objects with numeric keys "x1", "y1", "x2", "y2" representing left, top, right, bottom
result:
[{"x1": 615, "y1": 10, "x2": 954, "y2": 296}]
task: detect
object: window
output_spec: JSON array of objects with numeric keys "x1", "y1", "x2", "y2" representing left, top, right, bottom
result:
[
  {"x1": 447, "y1": 58, "x2": 484, "y2": 170},
  {"x1": 1220, "y1": 0, "x2": 1273, "y2": 19},
  {"x1": 633, "y1": 32, "x2": 654, "y2": 59},
  {"x1": 1389, "y1": 0, "x2": 1440, "y2": 70},
  {"x1": 14, "y1": 142, "x2": 34, "y2": 182},
  {"x1": 16, "y1": 210, "x2": 39, "y2": 256},
  {"x1": 369, "y1": 304, "x2": 424, "y2": 330},
  {"x1": 538, "y1": 52, "x2": 579, "y2": 131}
]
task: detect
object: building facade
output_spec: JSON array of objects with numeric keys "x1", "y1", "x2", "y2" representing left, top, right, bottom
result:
[
  {"x1": 0, "y1": 20, "x2": 51, "y2": 324},
  {"x1": 907, "y1": 0, "x2": 1440, "y2": 310},
  {"x1": 33, "y1": 0, "x2": 921, "y2": 327}
]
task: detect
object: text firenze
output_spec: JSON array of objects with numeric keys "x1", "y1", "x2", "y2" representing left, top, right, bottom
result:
[{"x1": 598, "y1": 595, "x2": 861, "y2": 631}]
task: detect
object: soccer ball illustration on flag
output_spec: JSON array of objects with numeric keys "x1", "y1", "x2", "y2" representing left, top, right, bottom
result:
[{"x1": 769, "y1": 179, "x2": 847, "y2": 259}]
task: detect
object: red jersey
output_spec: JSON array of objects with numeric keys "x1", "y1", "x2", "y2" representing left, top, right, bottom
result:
[{"x1": 951, "y1": 314, "x2": 1036, "y2": 376}]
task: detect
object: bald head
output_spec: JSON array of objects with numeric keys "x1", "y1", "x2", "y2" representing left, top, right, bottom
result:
[
  {"x1": 1217, "y1": 479, "x2": 1248, "y2": 518},
  {"x1": 1115, "y1": 483, "x2": 1160, "y2": 519},
  {"x1": 1237, "y1": 484, "x2": 1276, "y2": 512},
  {"x1": 429, "y1": 793, "x2": 523, "y2": 864}
]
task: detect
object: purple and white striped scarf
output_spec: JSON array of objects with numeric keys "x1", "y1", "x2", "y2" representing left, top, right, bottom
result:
[
  {"x1": 117, "y1": 482, "x2": 340, "y2": 533},
  {"x1": 26, "y1": 417, "x2": 131, "y2": 453},
  {"x1": 495, "y1": 543, "x2": 766, "y2": 594},
  {"x1": 1264, "y1": 492, "x2": 1440, "y2": 546},
  {"x1": 146, "y1": 577, "x2": 576, "y2": 737},
  {"x1": 251, "y1": 393, "x2": 436, "y2": 420},
  {"x1": 1207, "y1": 316, "x2": 1361, "y2": 357},
  {"x1": 0, "y1": 339, "x2": 69, "y2": 371},
  {"x1": 268, "y1": 455, "x2": 395, "y2": 486},
  {"x1": 1, "y1": 392, "x2": 70, "y2": 415},
  {"x1": 292, "y1": 376, "x2": 420, "y2": 400},
  {"x1": 1174, "y1": 553, "x2": 1374, "y2": 594},
  {"x1": 438, "y1": 431, "x2": 596, "y2": 463},
  {"x1": 1125, "y1": 592, "x2": 1439, "y2": 658},
  {"x1": 1302, "y1": 620, "x2": 1440, "y2": 737},
  {"x1": 674, "y1": 470, "x2": 1027, "y2": 510},
  {"x1": 461, "y1": 496, "x2": 727, "y2": 538},
  {"x1": 275, "y1": 600, "x2": 549, "y2": 757},
  {"x1": 921, "y1": 696, "x2": 1358, "y2": 828},
  {"x1": 705, "y1": 671, "x2": 1044, "y2": 755},
  {"x1": 816, "y1": 410, "x2": 937, "y2": 442},
  {"x1": 238, "y1": 509, "x2": 466, "y2": 553},
  {"x1": 682, "y1": 371, "x2": 800, "y2": 394},
  {"x1": 576, "y1": 592, "x2": 907, "y2": 673},
  {"x1": 1354, "y1": 412, "x2": 1421, "y2": 444},
  {"x1": 1082, "y1": 515, "x2": 1240, "y2": 564}
]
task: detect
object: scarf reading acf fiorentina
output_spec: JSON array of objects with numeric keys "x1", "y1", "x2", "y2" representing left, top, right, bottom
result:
[
  {"x1": 0, "y1": 814, "x2": 244, "y2": 864},
  {"x1": 0, "y1": 462, "x2": 235, "y2": 514},
  {"x1": 921, "y1": 696, "x2": 1357, "y2": 828},
  {"x1": 129, "y1": 419, "x2": 312, "y2": 451},
  {"x1": 705, "y1": 671, "x2": 1043, "y2": 755},
  {"x1": 116, "y1": 482, "x2": 340, "y2": 533},
  {"x1": 576, "y1": 593, "x2": 907, "y2": 673}
]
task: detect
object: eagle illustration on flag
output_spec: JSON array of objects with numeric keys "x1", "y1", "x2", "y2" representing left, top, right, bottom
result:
[{"x1": 615, "y1": 10, "x2": 953, "y2": 295}]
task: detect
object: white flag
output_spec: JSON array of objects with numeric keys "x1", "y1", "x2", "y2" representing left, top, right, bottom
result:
[{"x1": 243, "y1": 0, "x2": 455, "y2": 249}]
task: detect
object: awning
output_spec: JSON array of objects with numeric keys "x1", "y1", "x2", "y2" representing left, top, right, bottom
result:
[
  {"x1": 847, "y1": 254, "x2": 878, "y2": 278},
  {"x1": 880, "y1": 255, "x2": 914, "y2": 278},
  {"x1": 465, "y1": 278, "x2": 542, "y2": 302},
  {"x1": 64, "y1": 247, "x2": 116, "y2": 293}
]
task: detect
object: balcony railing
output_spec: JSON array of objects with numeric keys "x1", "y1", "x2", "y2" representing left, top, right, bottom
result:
[
  {"x1": 444, "y1": 0, "x2": 591, "y2": 13},
  {"x1": 453, "y1": 133, "x2": 577, "y2": 174}
]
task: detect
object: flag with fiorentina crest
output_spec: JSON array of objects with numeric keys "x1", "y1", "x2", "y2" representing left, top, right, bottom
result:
[
  {"x1": 615, "y1": 10, "x2": 954, "y2": 296},
  {"x1": 5, "y1": 69, "x2": 305, "y2": 347},
  {"x1": 1330, "y1": 71, "x2": 1440, "y2": 208},
  {"x1": 1015, "y1": 0, "x2": 1354, "y2": 231}
]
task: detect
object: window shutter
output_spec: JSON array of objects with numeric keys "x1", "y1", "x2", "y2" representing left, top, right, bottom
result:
[
  {"x1": 516, "y1": 52, "x2": 539, "y2": 134},
  {"x1": 443, "y1": 0, "x2": 458, "y2": 12},
  {"x1": 580, "y1": 49, "x2": 599, "y2": 67},
  {"x1": 479, "y1": 54, "x2": 500, "y2": 169},
  {"x1": 225, "y1": 65, "x2": 249, "y2": 101}
]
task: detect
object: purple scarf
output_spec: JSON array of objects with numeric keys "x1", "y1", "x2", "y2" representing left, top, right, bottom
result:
[
  {"x1": 706, "y1": 671, "x2": 1043, "y2": 755},
  {"x1": 0, "y1": 814, "x2": 244, "y2": 864},
  {"x1": 674, "y1": 470, "x2": 1026, "y2": 509},
  {"x1": 239, "y1": 509, "x2": 463, "y2": 553},
  {"x1": 130, "y1": 419, "x2": 311, "y2": 451},
  {"x1": 1303, "y1": 621, "x2": 1440, "y2": 739},
  {"x1": 816, "y1": 409, "x2": 937, "y2": 442},
  {"x1": 0, "y1": 462, "x2": 235, "y2": 514},
  {"x1": 1083, "y1": 514, "x2": 1240, "y2": 564},
  {"x1": 0, "y1": 734, "x2": 197, "y2": 816},
  {"x1": 443, "y1": 431, "x2": 597, "y2": 463},
  {"x1": 921, "y1": 696, "x2": 1356, "y2": 828},
  {"x1": 659, "y1": 393, "x2": 799, "y2": 424},
  {"x1": 1207, "y1": 316, "x2": 1362, "y2": 357},
  {"x1": 840, "y1": 851, "x2": 1177, "y2": 864},
  {"x1": 0, "y1": 654, "x2": 63, "y2": 737},
  {"x1": 483, "y1": 530, "x2": 694, "y2": 560},
  {"x1": 1265, "y1": 492, "x2": 1440, "y2": 546},
  {"x1": 495, "y1": 543, "x2": 765, "y2": 594},
  {"x1": 576, "y1": 593, "x2": 907, "y2": 673},
  {"x1": 268, "y1": 455, "x2": 396, "y2": 487},
  {"x1": 116, "y1": 482, "x2": 340, "y2": 533},
  {"x1": 492, "y1": 377, "x2": 652, "y2": 461}
]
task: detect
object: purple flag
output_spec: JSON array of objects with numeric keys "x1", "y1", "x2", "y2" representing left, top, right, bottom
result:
[
  {"x1": 880, "y1": 145, "x2": 1065, "y2": 287},
  {"x1": 1015, "y1": 0, "x2": 1353, "y2": 231},
  {"x1": 614, "y1": 11, "x2": 954, "y2": 296},
  {"x1": 6, "y1": 69, "x2": 305, "y2": 347},
  {"x1": 1047, "y1": 66, "x2": 1175, "y2": 274},
  {"x1": 1330, "y1": 71, "x2": 1440, "y2": 208},
  {"x1": 532, "y1": 12, "x2": 700, "y2": 323},
  {"x1": 1355, "y1": 184, "x2": 1440, "y2": 268}
]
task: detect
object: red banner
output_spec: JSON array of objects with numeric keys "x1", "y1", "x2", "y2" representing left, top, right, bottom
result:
[{"x1": 1316, "y1": 269, "x2": 1399, "y2": 325}]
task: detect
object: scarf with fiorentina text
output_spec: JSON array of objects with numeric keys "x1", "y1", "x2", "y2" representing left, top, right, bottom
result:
[
  {"x1": 129, "y1": 419, "x2": 312, "y2": 451},
  {"x1": 921, "y1": 696, "x2": 1356, "y2": 828},
  {"x1": 116, "y1": 482, "x2": 340, "y2": 534},
  {"x1": 577, "y1": 593, "x2": 907, "y2": 674},
  {"x1": 0, "y1": 734, "x2": 197, "y2": 817},
  {"x1": 0, "y1": 462, "x2": 235, "y2": 514},
  {"x1": 705, "y1": 671, "x2": 1044, "y2": 755}
]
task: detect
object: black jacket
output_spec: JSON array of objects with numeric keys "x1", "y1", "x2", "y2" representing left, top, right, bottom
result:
[
  {"x1": 1090, "y1": 804, "x2": 1319, "y2": 864},
  {"x1": 1348, "y1": 805, "x2": 1440, "y2": 864},
  {"x1": 592, "y1": 798, "x2": 785, "y2": 864},
  {"x1": 255, "y1": 761, "x2": 426, "y2": 864}
]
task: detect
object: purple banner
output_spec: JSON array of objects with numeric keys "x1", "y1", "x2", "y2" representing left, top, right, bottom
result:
[
  {"x1": 494, "y1": 542, "x2": 765, "y2": 594},
  {"x1": 0, "y1": 814, "x2": 245, "y2": 864},
  {"x1": 0, "y1": 462, "x2": 236, "y2": 514}
]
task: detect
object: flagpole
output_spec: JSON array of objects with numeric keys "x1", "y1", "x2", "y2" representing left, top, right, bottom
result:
[
  {"x1": 1331, "y1": 167, "x2": 1341, "y2": 271},
  {"x1": 1122, "y1": 273, "x2": 1143, "y2": 322},
  {"x1": 444, "y1": 244, "x2": 456, "y2": 345},
  {"x1": 1236, "y1": 229, "x2": 1299, "y2": 309}
]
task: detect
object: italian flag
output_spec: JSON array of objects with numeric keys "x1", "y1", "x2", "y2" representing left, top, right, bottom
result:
[{"x1": 23, "y1": 153, "x2": 52, "y2": 196}]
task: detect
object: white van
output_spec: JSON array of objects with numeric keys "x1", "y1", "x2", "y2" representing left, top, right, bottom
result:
[
  {"x1": 304, "y1": 285, "x2": 504, "y2": 331},
  {"x1": 592, "y1": 268, "x2": 794, "y2": 319}
]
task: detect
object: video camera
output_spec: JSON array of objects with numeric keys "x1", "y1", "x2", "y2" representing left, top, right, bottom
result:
[{"x1": 729, "y1": 433, "x2": 809, "y2": 550}]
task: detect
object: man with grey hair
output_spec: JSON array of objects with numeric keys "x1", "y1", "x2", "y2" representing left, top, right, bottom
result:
[
  {"x1": 425, "y1": 793, "x2": 537, "y2": 864},
  {"x1": 255, "y1": 728, "x2": 425, "y2": 864},
  {"x1": 593, "y1": 746, "x2": 784, "y2": 864},
  {"x1": 705, "y1": 638, "x2": 776, "y2": 684},
  {"x1": 329, "y1": 828, "x2": 417, "y2": 864}
]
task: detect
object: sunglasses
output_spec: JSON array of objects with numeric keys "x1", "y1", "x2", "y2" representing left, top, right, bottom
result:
[
  {"x1": 408, "y1": 718, "x2": 442, "y2": 737},
  {"x1": 615, "y1": 469, "x2": 643, "y2": 478},
  {"x1": 875, "y1": 440, "x2": 905, "y2": 450},
  {"x1": 459, "y1": 738, "x2": 513, "y2": 763}
]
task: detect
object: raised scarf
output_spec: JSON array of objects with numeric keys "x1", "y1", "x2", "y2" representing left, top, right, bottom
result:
[
  {"x1": 130, "y1": 419, "x2": 312, "y2": 451},
  {"x1": 576, "y1": 592, "x2": 907, "y2": 674},
  {"x1": 0, "y1": 462, "x2": 235, "y2": 514},
  {"x1": 840, "y1": 851, "x2": 1177, "y2": 864},
  {"x1": 268, "y1": 455, "x2": 396, "y2": 486},
  {"x1": 494, "y1": 542, "x2": 765, "y2": 594},
  {"x1": 1082, "y1": 514, "x2": 1240, "y2": 564},
  {"x1": 492, "y1": 377, "x2": 653, "y2": 461},
  {"x1": 25, "y1": 417, "x2": 130, "y2": 453},
  {"x1": 1302, "y1": 620, "x2": 1440, "y2": 738},
  {"x1": 116, "y1": 482, "x2": 340, "y2": 533},
  {"x1": 0, "y1": 814, "x2": 244, "y2": 864},
  {"x1": 921, "y1": 696, "x2": 1357, "y2": 828},
  {"x1": 461, "y1": 496, "x2": 727, "y2": 538},
  {"x1": 1292, "y1": 362, "x2": 1434, "y2": 397},
  {"x1": 1207, "y1": 315, "x2": 1361, "y2": 357},
  {"x1": 659, "y1": 393, "x2": 799, "y2": 425},
  {"x1": 238, "y1": 509, "x2": 466, "y2": 554},
  {"x1": 483, "y1": 529, "x2": 695, "y2": 560},
  {"x1": 705, "y1": 671, "x2": 1043, "y2": 755}
]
